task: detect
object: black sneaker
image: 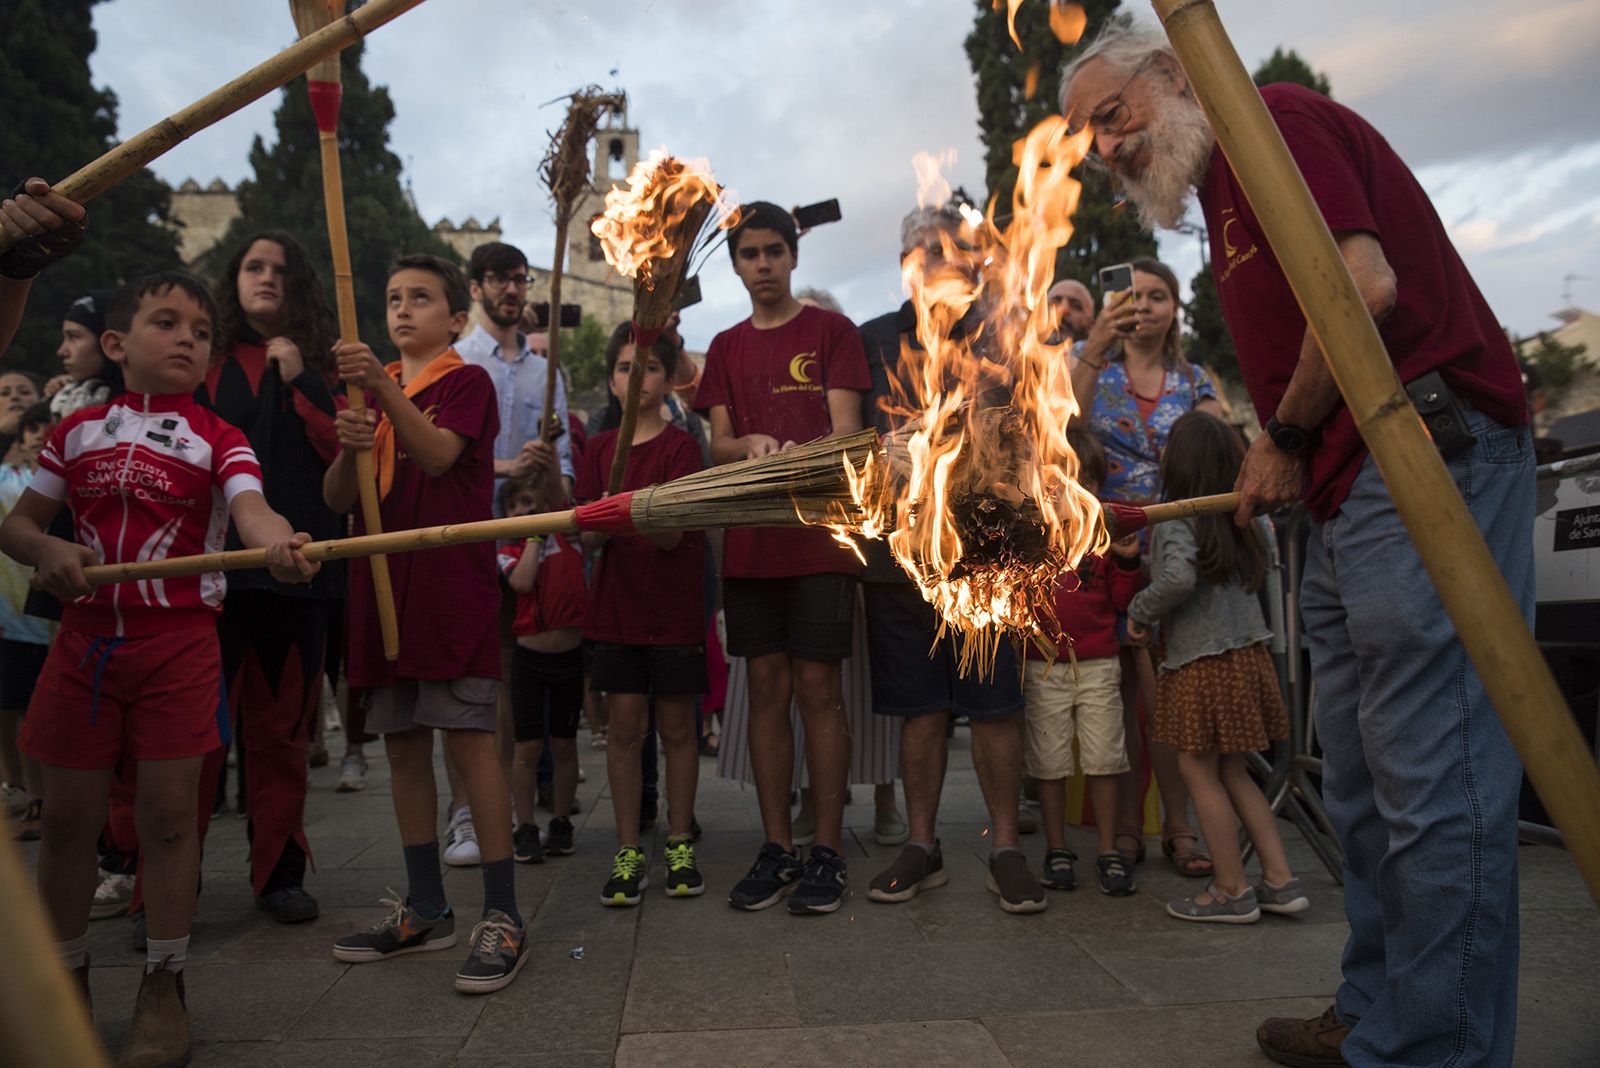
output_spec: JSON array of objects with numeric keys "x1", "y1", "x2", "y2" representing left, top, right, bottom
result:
[
  {"x1": 333, "y1": 897, "x2": 457, "y2": 962},
  {"x1": 867, "y1": 843, "x2": 948, "y2": 903},
  {"x1": 1042, "y1": 847, "x2": 1078, "y2": 891},
  {"x1": 663, "y1": 838, "x2": 705, "y2": 897},
  {"x1": 601, "y1": 846, "x2": 648, "y2": 907},
  {"x1": 256, "y1": 885, "x2": 320, "y2": 923},
  {"x1": 728, "y1": 842, "x2": 803, "y2": 911},
  {"x1": 788, "y1": 845, "x2": 848, "y2": 915},
  {"x1": 986, "y1": 849, "x2": 1047, "y2": 914},
  {"x1": 453, "y1": 909, "x2": 528, "y2": 994},
  {"x1": 1096, "y1": 851, "x2": 1136, "y2": 896},
  {"x1": 513, "y1": 823, "x2": 544, "y2": 865},
  {"x1": 546, "y1": 817, "x2": 575, "y2": 857}
]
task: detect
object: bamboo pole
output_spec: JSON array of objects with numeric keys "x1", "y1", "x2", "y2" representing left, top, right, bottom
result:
[
  {"x1": 607, "y1": 341, "x2": 653, "y2": 494},
  {"x1": 0, "y1": 833, "x2": 110, "y2": 1068},
  {"x1": 0, "y1": 0, "x2": 427, "y2": 255},
  {"x1": 1150, "y1": 0, "x2": 1600, "y2": 903},
  {"x1": 540, "y1": 218, "x2": 570, "y2": 445},
  {"x1": 291, "y1": 0, "x2": 402, "y2": 660}
]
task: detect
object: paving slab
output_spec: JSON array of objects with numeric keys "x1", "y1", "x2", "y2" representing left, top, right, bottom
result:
[
  {"x1": 623, "y1": 947, "x2": 801, "y2": 1033},
  {"x1": 617, "y1": 1019, "x2": 1012, "y2": 1067},
  {"x1": 191, "y1": 1036, "x2": 462, "y2": 1068},
  {"x1": 459, "y1": 941, "x2": 631, "y2": 1059}
]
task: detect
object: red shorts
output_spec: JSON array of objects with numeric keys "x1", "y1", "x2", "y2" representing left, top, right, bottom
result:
[{"x1": 20, "y1": 624, "x2": 224, "y2": 769}]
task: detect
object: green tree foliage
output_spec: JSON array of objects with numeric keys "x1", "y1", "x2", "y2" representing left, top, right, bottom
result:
[
  {"x1": 1185, "y1": 47, "x2": 1335, "y2": 382},
  {"x1": 965, "y1": 1, "x2": 1156, "y2": 289},
  {"x1": 1253, "y1": 47, "x2": 1333, "y2": 96},
  {"x1": 559, "y1": 313, "x2": 608, "y2": 396},
  {"x1": 1523, "y1": 332, "x2": 1588, "y2": 399},
  {"x1": 0, "y1": 0, "x2": 181, "y2": 377},
  {"x1": 199, "y1": 37, "x2": 454, "y2": 361}
]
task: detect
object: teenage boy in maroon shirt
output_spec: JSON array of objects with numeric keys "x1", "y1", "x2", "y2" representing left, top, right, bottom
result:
[{"x1": 696, "y1": 202, "x2": 871, "y2": 915}]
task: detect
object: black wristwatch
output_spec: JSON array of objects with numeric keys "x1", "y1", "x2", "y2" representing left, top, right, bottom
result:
[{"x1": 1265, "y1": 415, "x2": 1313, "y2": 455}]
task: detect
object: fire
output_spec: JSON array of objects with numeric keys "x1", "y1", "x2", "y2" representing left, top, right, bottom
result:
[
  {"x1": 836, "y1": 119, "x2": 1106, "y2": 674},
  {"x1": 590, "y1": 148, "x2": 738, "y2": 294}
]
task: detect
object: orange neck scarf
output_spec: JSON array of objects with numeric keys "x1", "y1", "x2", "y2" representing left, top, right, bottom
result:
[{"x1": 373, "y1": 347, "x2": 465, "y2": 500}]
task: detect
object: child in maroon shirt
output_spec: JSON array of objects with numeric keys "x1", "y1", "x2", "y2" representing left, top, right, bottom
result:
[
  {"x1": 1023, "y1": 429, "x2": 1142, "y2": 896},
  {"x1": 696, "y1": 202, "x2": 871, "y2": 916},
  {"x1": 496, "y1": 471, "x2": 585, "y2": 865},
  {"x1": 324, "y1": 255, "x2": 525, "y2": 995},
  {"x1": 579, "y1": 325, "x2": 707, "y2": 906}
]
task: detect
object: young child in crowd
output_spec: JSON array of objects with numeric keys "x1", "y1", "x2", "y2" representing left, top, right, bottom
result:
[
  {"x1": 580, "y1": 324, "x2": 708, "y2": 906},
  {"x1": 326, "y1": 254, "x2": 526, "y2": 993},
  {"x1": 697, "y1": 201, "x2": 870, "y2": 915},
  {"x1": 1125, "y1": 411, "x2": 1308, "y2": 924},
  {"x1": 1024, "y1": 429, "x2": 1142, "y2": 897},
  {"x1": 496, "y1": 472, "x2": 585, "y2": 865},
  {"x1": 46, "y1": 288, "x2": 122, "y2": 419},
  {"x1": 0, "y1": 271, "x2": 318, "y2": 1066},
  {"x1": 0, "y1": 401, "x2": 52, "y2": 841},
  {"x1": 0, "y1": 370, "x2": 40, "y2": 439}
]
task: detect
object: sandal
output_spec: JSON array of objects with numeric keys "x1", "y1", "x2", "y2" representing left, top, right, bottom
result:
[
  {"x1": 1114, "y1": 828, "x2": 1146, "y2": 866},
  {"x1": 1162, "y1": 827, "x2": 1214, "y2": 878}
]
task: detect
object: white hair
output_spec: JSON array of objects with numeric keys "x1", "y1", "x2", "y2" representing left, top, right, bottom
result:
[
  {"x1": 1059, "y1": 19, "x2": 1177, "y2": 119},
  {"x1": 898, "y1": 205, "x2": 964, "y2": 254},
  {"x1": 795, "y1": 287, "x2": 842, "y2": 313}
]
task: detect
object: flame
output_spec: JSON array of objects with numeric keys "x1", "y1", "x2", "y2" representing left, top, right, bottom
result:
[
  {"x1": 590, "y1": 147, "x2": 738, "y2": 291},
  {"x1": 1049, "y1": 1, "x2": 1087, "y2": 45},
  {"x1": 836, "y1": 119, "x2": 1107, "y2": 674}
]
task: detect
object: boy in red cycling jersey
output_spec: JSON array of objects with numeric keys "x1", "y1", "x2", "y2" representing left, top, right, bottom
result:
[{"x1": 0, "y1": 271, "x2": 318, "y2": 1067}]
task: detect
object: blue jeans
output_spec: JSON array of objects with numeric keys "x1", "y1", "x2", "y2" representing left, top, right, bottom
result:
[{"x1": 1302, "y1": 407, "x2": 1532, "y2": 1067}]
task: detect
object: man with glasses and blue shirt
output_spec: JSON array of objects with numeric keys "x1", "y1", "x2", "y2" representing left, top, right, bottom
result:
[
  {"x1": 1060, "y1": 21, "x2": 1533, "y2": 1068},
  {"x1": 447, "y1": 242, "x2": 573, "y2": 867}
]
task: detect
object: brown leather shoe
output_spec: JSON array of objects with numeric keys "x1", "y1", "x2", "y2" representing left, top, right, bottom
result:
[
  {"x1": 1256, "y1": 1004, "x2": 1351, "y2": 1067},
  {"x1": 116, "y1": 967, "x2": 190, "y2": 1068}
]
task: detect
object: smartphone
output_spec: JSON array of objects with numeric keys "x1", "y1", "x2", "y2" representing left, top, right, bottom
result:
[
  {"x1": 531, "y1": 302, "x2": 583, "y2": 330},
  {"x1": 673, "y1": 275, "x2": 703, "y2": 311},
  {"x1": 1098, "y1": 262, "x2": 1134, "y2": 296},
  {"x1": 792, "y1": 198, "x2": 843, "y2": 230}
]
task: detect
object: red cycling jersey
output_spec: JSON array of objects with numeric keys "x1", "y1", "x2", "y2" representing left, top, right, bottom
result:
[
  {"x1": 31, "y1": 391, "x2": 264, "y2": 637},
  {"x1": 497, "y1": 533, "x2": 586, "y2": 637}
]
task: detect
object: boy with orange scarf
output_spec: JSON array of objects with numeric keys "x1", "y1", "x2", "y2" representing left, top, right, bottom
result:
[{"x1": 323, "y1": 254, "x2": 526, "y2": 994}]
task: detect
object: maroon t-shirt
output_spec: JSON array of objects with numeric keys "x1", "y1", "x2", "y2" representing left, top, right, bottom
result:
[
  {"x1": 695, "y1": 304, "x2": 871, "y2": 577},
  {"x1": 575, "y1": 425, "x2": 706, "y2": 646},
  {"x1": 1199, "y1": 83, "x2": 1526, "y2": 521},
  {"x1": 347, "y1": 361, "x2": 502, "y2": 686}
]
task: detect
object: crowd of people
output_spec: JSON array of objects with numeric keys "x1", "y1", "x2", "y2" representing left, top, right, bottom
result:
[{"x1": 0, "y1": 17, "x2": 1538, "y2": 1068}]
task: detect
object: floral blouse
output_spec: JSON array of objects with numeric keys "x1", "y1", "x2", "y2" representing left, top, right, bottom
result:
[{"x1": 1089, "y1": 361, "x2": 1216, "y2": 503}]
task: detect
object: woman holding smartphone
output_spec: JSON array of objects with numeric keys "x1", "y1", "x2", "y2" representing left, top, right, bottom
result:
[{"x1": 1068, "y1": 256, "x2": 1224, "y2": 880}]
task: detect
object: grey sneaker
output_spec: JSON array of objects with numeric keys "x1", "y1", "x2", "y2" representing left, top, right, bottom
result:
[
  {"x1": 986, "y1": 849, "x2": 1047, "y2": 914},
  {"x1": 1255, "y1": 876, "x2": 1310, "y2": 915},
  {"x1": 1167, "y1": 884, "x2": 1261, "y2": 924},
  {"x1": 867, "y1": 843, "x2": 948, "y2": 903},
  {"x1": 333, "y1": 896, "x2": 457, "y2": 961},
  {"x1": 336, "y1": 752, "x2": 367, "y2": 793},
  {"x1": 453, "y1": 909, "x2": 528, "y2": 994}
]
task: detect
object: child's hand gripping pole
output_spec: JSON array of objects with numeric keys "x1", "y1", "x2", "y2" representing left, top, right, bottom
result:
[{"x1": 292, "y1": 0, "x2": 400, "y2": 659}]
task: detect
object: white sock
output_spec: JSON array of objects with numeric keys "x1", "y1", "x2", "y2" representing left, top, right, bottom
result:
[
  {"x1": 145, "y1": 935, "x2": 188, "y2": 974},
  {"x1": 57, "y1": 933, "x2": 88, "y2": 970}
]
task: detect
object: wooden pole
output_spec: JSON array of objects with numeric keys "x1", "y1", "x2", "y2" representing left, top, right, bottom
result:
[
  {"x1": 293, "y1": 0, "x2": 403, "y2": 660},
  {"x1": 0, "y1": 0, "x2": 427, "y2": 255},
  {"x1": 540, "y1": 218, "x2": 570, "y2": 445},
  {"x1": 0, "y1": 833, "x2": 110, "y2": 1068},
  {"x1": 1150, "y1": 0, "x2": 1600, "y2": 903},
  {"x1": 607, "y1": 337, "x2": 652, "y2": 495}
]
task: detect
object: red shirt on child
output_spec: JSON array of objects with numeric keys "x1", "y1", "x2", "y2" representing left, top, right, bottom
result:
[
  {"x1": 575, "y1": 425, "x2": 705, "y2": 646},
  {"x1": 1028, "y1": 553, "x2": 1140, "y2": 663},
  {"x1": 31, "y1": 392, "x2": 263, "y2": 637},
  {"x1": 346, "y1": 360, "x2": 501, "y2": 686},
  {"x1": 496, "y1": 533, "x2": 585, "y2": 636},
  {"x1": 695, "y1": 304, "x2": 871, "y2": 578}
]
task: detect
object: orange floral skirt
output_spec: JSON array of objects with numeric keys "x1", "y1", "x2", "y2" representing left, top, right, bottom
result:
[{"x1": 1153, "y1": 642, "x2": 1288, "y2": 755}]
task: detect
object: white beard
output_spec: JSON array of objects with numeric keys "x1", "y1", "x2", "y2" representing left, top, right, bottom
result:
[{"x1": 1113, "y1": 95, "x2": 1215, "y2": 232}]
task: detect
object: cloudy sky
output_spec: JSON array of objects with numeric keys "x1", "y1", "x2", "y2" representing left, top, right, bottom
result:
[{"x1": 89, "y1": 0, "x2": 1600, "y2": 352}]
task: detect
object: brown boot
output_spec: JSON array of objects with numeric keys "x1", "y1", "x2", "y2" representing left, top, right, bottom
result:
[
  {"x1": 116, "y1": 966, "x2": 190, "y2": 1068},
  {"x1": 1256, "y1": 1004, "x2": 1350, "y2": 1066}
]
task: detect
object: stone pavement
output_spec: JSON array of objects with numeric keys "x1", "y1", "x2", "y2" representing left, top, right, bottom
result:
[{"x1": 30, "y1": 729, "x2": 1600, "y2": 1067}]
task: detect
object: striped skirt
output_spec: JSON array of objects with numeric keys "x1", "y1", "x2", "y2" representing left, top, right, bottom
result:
[{"x1": 715, "y1": 587, "x2": 899, "y2": 787}]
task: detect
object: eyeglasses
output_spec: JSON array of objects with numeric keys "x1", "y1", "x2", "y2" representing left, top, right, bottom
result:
[{"x1": 482, "y1": 271, "x2": 534, "y2": 289}]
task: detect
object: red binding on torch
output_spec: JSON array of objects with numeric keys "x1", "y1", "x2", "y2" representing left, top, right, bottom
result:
[
  {"x1": 573, "y1": 491, "x2": 638, "y2": 535},
  {"x1": 1101, "y1": 501, "x2": 1149, "y2": 538},
  {"x1": 307, "y1": 80, "x2": 343, "y2": 133},
  {"x1": 631, "y1": 322, "x2": 663, "y2": 350}
]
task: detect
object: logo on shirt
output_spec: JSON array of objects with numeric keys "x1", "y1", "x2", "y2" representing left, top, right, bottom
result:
[
  {"x1": 776, "y1": 351, "x2": 822, "y2": 395},
  {"x1": 1216, "y1": 208, "x2": 1261, "y2": 287},
  {"x1": 103, "y1": 415, "x2": 121, "y2": 435}
]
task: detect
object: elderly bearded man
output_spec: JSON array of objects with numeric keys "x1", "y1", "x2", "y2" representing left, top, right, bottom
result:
[
  {"x1": 1047, "y1": 278, "x2": 1095, "y2": 348},
  {"x1": 1061, "y1": 22, "x2": 1532, "y2": 1068}
]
